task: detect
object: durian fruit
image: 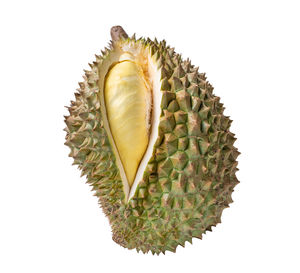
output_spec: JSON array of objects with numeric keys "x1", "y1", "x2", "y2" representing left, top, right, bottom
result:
[{"x1": 64, "y1": 26, "x2": 239, "y2": 254}]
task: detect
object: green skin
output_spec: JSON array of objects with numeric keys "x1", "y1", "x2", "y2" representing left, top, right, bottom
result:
[{"x1": 64, "y1": 26, "x2": 239, "y2": 254}]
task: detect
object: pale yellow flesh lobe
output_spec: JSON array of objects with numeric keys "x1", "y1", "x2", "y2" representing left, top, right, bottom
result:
[{"x1": 104, "y1": 55, "x2": 150, "y2": 187}]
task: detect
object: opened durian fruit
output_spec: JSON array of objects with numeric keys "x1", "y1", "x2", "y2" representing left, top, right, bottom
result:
[{"x1": 64, "y1": 26, "x2": 239, "y2": 254}]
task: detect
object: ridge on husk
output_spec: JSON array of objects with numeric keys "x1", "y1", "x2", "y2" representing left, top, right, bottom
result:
[{"x1": 64, "y1": 26, "x2": 239, "y2": 255}]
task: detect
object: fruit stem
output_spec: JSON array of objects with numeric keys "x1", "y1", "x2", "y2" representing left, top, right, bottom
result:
[{"x1": 110, "y1": 26, "x2": 128, "y2": 42}]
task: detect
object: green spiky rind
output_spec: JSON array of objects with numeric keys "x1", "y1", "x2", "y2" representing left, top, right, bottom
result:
[{"x1": 65, "y1": 36, "x2": 239, "y2": 255}]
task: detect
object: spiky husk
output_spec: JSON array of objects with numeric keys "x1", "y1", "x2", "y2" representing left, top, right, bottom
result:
[{"x1": 64, "y1": 36, "x2": 239, "y2": 254}]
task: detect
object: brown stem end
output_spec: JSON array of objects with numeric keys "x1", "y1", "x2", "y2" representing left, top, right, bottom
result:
[{"x1": 110, "y1": 26, "x2": 128, "y2": 42}]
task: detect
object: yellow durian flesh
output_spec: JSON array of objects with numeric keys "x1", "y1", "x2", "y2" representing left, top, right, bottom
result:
[{"x1": 104, "y1": 53, "x2": 151, "y2": 187}]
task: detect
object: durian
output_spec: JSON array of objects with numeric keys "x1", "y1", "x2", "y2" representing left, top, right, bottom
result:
[{"x1": 64, "y1": 26, "x2": 239, "y2": 254}]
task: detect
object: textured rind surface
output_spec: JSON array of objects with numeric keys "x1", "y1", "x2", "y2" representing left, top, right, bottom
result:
[{"x1": 64, "y1": 36, "x2": 240, "y2": 254}]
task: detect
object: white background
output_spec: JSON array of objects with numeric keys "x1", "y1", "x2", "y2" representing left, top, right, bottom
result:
[{"x1": 1, "y1": 0, "x2": 299, "y2": 272}]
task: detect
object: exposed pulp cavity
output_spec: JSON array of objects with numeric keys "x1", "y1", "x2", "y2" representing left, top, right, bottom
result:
[{"x1": 104, "y1": 53, "x2": 151, "y2": 187}]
